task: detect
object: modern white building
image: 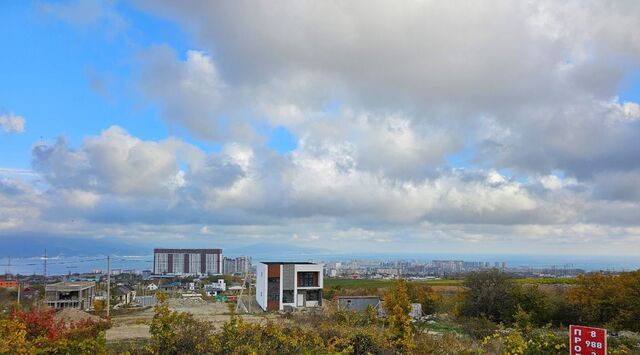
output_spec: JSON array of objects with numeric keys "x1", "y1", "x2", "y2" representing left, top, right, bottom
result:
[
  {"x1": 256, "y1": 262, "x2": 323, "y2": 311},
  {"x1": 153, "y1": 248, "x2": 223, "y2": 275}
]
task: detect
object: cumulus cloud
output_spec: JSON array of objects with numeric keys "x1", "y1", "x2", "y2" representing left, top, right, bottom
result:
[
  {"x1": 476, "y1": 98, "x2": 640, "y2": 177},
  {"x1": 0, "y1": 178, "x2": 45, "y2": 230},
  {"x1": 137, "y1": 0, "x2": 640, "y2": 110},
  {"x1": 32, "y1": 126, "x2": 188, "y2": 196},
  {"x1": 0, "y1": 113, "x2": 25, "y2": 133},
  {"x1": 132, "y1": 1, "x2": 640, "y2": 178},
  {"x1": 137, "y1": 46, "x2": 228, "y2": 141},
  {"x1": 10, "y1": 0, "x2": 640, "y2": 254}
]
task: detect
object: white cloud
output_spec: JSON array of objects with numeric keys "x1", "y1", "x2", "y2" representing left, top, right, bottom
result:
[
  {"x1": 0, "y1": 113, "x2": 25, "y2": 133},
  {"x1": 38, "y1": 0, "x2": 126, "y2": 37},
  {"x1": 32, "y1": 126, "x2": 191, "y2": 196},
  {"x1": 137, "y1": 46, "x2": 228, "y2": 141},
  {"x1": 6, "y1": 0, "x2": 640, "y2": 254}
]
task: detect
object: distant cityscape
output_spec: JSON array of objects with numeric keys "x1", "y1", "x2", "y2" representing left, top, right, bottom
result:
[
  {"x1": 2, "y1": 246, "x2": 589, "y2": 317},
  {"x1": 320, "y1": 259, "x2": 584, "y2": 279},
  {"x1": 0, "y1": 246, "x2": 611, "y2": 281}
]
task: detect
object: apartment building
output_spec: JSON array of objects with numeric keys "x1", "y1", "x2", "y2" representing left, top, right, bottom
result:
[
  {"x1": 223, "y1": 256, "x2": 252, "y2": 275},
  {"x1": 153, "y1": 248, "x2": 223, "y2": 275}
]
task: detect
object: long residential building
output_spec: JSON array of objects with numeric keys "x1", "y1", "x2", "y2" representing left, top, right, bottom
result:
[{"x1": 153, "y1": 248, "x2": 223, "y2": 275}]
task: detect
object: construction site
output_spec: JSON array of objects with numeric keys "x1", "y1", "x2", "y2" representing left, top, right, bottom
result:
[{"x1": 106, "y1": 295, "x2": 270, "y2": 342}]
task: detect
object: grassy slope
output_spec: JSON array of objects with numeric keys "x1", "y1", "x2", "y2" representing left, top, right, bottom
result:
[{"x1": 324, "y1": 277, "x2": 576, "y2": 289}]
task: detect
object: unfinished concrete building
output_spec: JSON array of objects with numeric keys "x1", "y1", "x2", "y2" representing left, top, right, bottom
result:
[{"x1": 45, "y1": 281, "x2": 96, "y2": 311}]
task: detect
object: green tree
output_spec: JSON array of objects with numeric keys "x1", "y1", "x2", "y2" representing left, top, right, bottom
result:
[
  {"x1": 459, "y1": 269, "x2": 514, "y2": 322},
  {"x1": 569, "y1": 270, "x2": 640, "y2": 331},
  {"x1": 507, "y1": 285, "x2": 550, "y2": 326},
  {"x1": 383, "y1": 279, "x2": 414, "y2": 353},
  {"x1": 407, "y1": 284, "x2": 442, "y2": 315}
]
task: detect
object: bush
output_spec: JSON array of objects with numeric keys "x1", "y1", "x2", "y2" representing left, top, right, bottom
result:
[
  {"x1": 0, "y1": 306, "x2": 110, "y2": 354},
  {"x1": 414, "y1": 333, "x2": 478, "y2": 355},
  {"x1": 479, "y1": 328, "x2": 567, "y2": 355},
  {"x1": 456, "y1": 317, "x2": 500, "y2": 340},
  {"x1": 148, "y1": 293, "x2": 217, "y2": 354}
]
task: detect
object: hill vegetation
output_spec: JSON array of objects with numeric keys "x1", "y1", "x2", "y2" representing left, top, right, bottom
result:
[{"x1": 1, "y1": 269, "x2": 639, "y2": 354}]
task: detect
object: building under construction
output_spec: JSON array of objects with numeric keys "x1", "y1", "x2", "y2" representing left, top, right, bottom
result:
[{"x1": 45, "y1": 281, "x2": 96, "y2": 311}]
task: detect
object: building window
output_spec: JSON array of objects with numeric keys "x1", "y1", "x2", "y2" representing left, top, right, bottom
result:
[
  {"x1": 298, "y1": 272, "x2": 318, "y2": 287},
  {"x1": 267, "y1": 278, "x2": 280, "y2": 301},
  {"x1": 307, "y1": 289, "x2": 320, "y2": 301},
  {"x1": 282, "y1": 290, "x2": 294, "y2": 303}
]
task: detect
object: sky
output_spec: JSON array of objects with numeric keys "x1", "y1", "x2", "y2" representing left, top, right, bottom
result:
[{"x1": 1, "y1": 0, "x2": 640, "y2": 258}]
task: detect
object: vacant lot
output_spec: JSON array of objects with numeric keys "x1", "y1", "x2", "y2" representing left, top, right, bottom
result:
[{"x1": 106, "y1": 297, "x2": 273, "y2": 341}]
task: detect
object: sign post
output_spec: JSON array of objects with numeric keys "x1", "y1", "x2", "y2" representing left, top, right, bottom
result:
[{"x1": 570, "y1": 325, "x2": 607, "y2": 355}]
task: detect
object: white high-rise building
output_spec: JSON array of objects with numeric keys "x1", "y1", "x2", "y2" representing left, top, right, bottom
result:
[{"x1": 153, "y1": 248, "x2": 223, "y2": 275}]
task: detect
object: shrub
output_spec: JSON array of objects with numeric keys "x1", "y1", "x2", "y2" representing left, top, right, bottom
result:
[
  {"x1": 456, "y1": 317, "x2": 500, "y2": 339},
  {"x1": 0, "y1": 306, "x2": 110, "y2": 354},
  {"x1": 148, "y1": 293, "x2": 217, "y2": 354}
]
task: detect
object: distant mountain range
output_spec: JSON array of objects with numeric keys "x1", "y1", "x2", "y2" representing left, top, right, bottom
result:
[
  {"x1": 0, "y1": 233, "x2": 150, "y2": 258},
  {"x1": 225, "y1": 242, "x2": 333, "y2": 260},
  {"x1": 0, "y1": 233, "x2": 332, "y2": 260}
]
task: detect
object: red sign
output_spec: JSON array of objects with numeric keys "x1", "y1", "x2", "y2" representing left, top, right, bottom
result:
[{"x1": 570, "y1": 325, "x2": 607, "y2": 355}]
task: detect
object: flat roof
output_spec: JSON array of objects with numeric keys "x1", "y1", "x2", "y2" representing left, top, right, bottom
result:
[
  {"x1": 45, "y1": 281, "x2": 96, "y2": 291},
  {"x1": 260, "y1": 261, "x2": 316, "y2": 265},
  {"x1": 154, "y1": 248, "x2": 222, "y2": 253}
]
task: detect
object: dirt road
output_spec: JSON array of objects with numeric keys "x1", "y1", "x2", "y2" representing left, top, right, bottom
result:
[{"x1": 106, "y1": 298, "x2": 274, "y2": 341}]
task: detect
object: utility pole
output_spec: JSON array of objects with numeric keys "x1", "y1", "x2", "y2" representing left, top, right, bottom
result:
[
  {"x1": 43, "y1": 249, "x2": 47, "y2": 285},
  {"x1": 107, "y1": 256, "x2": 110, "y2": 317},
  {"x1": 17, "y1": 277, "x2": 20, "y2": 305}
]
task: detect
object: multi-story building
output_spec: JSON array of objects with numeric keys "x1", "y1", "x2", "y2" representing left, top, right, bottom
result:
[
  {"x1": 235, "y1": 256, "x2": 251, "y2": 275},
  {"x1": 153, "y1": 248, "x2": 223, "y2": 276},
  {"x1": 223, "y1": 257, "x2": 236, "y2": 275},
  {"x1": 256, "y1": 262, "x2": 323, "y2": 311},
  {"x1": 223, "y1": 256, "x2": 252, "y2": 275}
]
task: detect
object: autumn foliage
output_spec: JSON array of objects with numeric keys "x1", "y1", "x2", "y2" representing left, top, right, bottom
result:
[
  {"x1": 568, "y1": 270, "x2": 640, "y2": 331},
  {"x1": 0, "y1": 307, "x2": 110, "y2": 355}
]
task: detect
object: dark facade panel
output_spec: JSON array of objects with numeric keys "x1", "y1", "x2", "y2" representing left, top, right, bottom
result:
[
  {"x1": 282, "y1": 264, "x2": 295, "y2": 290},
  {"x1": 184, "y1": 253, "x2": 189, "y2": 274},
  {"x1": 167, "y1": 253, "x2": 173, "y2": 273}
]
